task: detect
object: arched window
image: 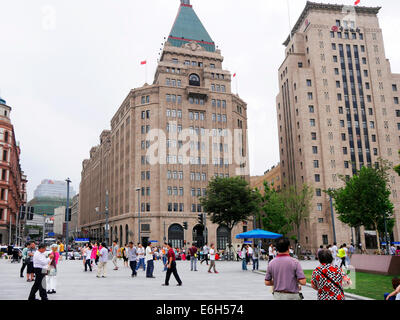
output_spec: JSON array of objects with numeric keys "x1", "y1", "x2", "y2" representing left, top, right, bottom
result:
[
  {"x1": 168, "y1": 224, "x2": 184, "y2": 248},
  {"x1": 189, "y1": 74, "x2": 200, "y2": 86}
]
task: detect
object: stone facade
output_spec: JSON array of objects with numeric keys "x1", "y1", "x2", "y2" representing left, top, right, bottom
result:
[
  {"x1": 250, "y1": 163, "x2": 281, "y2": 193},
  {"x1": 277, "y1": 2, "x2": 400, "y2": 252},
  {"x1": 78, "y1": 2, "x2": 250, "y2": 250}
]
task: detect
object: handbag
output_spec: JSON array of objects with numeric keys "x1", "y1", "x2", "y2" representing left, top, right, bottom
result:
[{"x1": 48, "y1": 266, "x2": 57, "y2": 277}]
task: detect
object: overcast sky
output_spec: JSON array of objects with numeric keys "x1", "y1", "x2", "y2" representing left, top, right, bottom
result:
[{"x1": 0, "y1": 0, "x2": 399, "y2": 200}]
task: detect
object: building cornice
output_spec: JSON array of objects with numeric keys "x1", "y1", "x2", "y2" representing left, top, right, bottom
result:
[{"x1": 283, "y1": 1, "x2": 381, "y2": 46}]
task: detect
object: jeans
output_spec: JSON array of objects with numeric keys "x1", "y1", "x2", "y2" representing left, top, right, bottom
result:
[
  {"x1": 252, "y1": 258, "x2": 259, "y2": 270},
  {"x1": 190, "y1": 256, "x2": 197, "y2": 271},
  {"x1": 242, "y1": 258, "x2": 247, "y2": 270},
  {"x1": 136, "y1": 258, "x2": 146, "y2": 270},
  {"x1": 146, "y1": 260, "x2": 154, "y2": 277},
  {"x1": 28, "y1": 268, "x2": 47, "y2": 300},
  {"x1": 129, "y1": 261, "x2": 137, "y2": 276},
  {"x1": 85, "y1": 259, "x2": 92, "y2": 271},
  {"x1": 20, "y1": 260, "x2": 27, "y2": 276},
  {"x1": 162, "y1": 256, "x2": 167, "y2": 271}
]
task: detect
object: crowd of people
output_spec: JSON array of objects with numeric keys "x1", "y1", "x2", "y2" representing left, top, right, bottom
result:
[{"x1": 7, "y1": 238, "x2": 400, "y2": 301}]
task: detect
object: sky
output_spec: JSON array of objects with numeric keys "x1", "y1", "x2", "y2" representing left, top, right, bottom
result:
[{"x1": 0, "y1": 0, "x2": 399, "y2": 200}]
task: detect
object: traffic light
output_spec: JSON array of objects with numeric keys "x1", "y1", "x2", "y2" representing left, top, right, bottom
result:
[
  {"x1": 183, "y1": 222, "x2": 188, "y2": 230},
  {"x1": 65, "y1": 208, "x2": 72, "y2": 222},
  {"x1": 198, "y1": 214, "x2": 204, "y2": 225}
]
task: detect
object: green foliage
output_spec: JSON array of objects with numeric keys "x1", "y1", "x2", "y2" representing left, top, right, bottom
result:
[
  {"x1": 394, "y1": 150, "x2": 400, "y2": 176},
  {"x1": 200, "y1": 177, "x2": 260, "y2": 235},
  {"x1": 282, "y1": 184, "x2": 314, "y2": 242},
  {"x1": 326, "y1": 161, "x2": 395, "y2": 249},
  {"x1": 257, "y1": 182, "x2": 292, "y2": 236}
]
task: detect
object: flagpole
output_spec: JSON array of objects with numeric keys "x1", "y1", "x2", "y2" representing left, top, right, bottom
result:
[
  {"x1": 145, "y1": 59, "x2": 148, "y2": 84},
  {"x1": 287, "y1": 0, "x2": 292, "y2": 41}
]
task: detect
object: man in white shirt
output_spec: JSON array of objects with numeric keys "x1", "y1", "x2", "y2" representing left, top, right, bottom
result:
[
  {"x1": 207, "y1": 244, "x2": 218, "y2": 274},
  {"x1": 96, "y1": 243, "x2": 109, "y2": 278},
  {"x1": 145, "y1": 242, "x2": 155, "y2": 278},
  {"x1": 28, "y1": 244, "x2": 51, "y2": 300},
  {"x1": 331, "y1": 243, "x2": 338, "y2": 266},
  {"x1": 268, "y1": 244, "x2": 274, "y2": 262},
  {"x1": 248, "y1": 245, "x2": 253, "y2": 265}
]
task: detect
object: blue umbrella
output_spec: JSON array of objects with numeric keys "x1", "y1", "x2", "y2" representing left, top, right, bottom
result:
[{"x1": 235, "y1": 229, "x2": 282, "y2": 240}]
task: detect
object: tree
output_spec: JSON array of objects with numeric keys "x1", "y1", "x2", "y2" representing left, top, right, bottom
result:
[
  {"x1": 257, "y1": 181, "x2": 292, "y2": 236},
  {"x1": 394, "y1": 150, "x2": 400, "y2": 176},
  {"x1": 200, "y1": 177, "x2": 260, "y2": 252},
  {"x1": 282, "y1": 184, "x2": 313, "y2": 252},
  {"x1": 327, "y1": 162, "x2": 395, "y2": 252}
]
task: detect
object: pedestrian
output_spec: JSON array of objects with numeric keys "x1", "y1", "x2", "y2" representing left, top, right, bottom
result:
[
  {"x1": 268, "y1": 244, "x2": 274, "y2": 263},
  {"x1": 245, "y1": 244, "x2": 251, "y2": 265},
  {"x1": 95, "y1": 242, "x2": 100, "y2": 265},
  {"x1": 28, "y1": 244, "x2": 51, "y2": 301},
  {"x1": 200, "y1": 243, "x2": 209, "y2": 265},
  {"x1": 337, "y1": 244, "x2": 347, "y2": 269},
  {"x1": 236, "y1": 245, "x2": 241, "y2": 261},
  {"x1": 122, "y1": 244, "x2": 129, "y2": 267},
  {"x1": 252, "y1": 244, "x2": 259, "y2": 271},
  {"x1": 96, "y1": 242, "x2": 109, "y2": 278},
  {"x1": 317, "y1": 245, "x2": 323, "y2": 258},
  {"x1": 162, "y1": 243, "x2": 168, "y2": 271},
  {"x1": 396, "y1": 246, "x2": 400, "y2": 256},
  {"x1": 241, "y1": 244, "x2": 248, "y2": 271},
  {"x1": 188, "y1": 243, "x2": 198, "y2": 271},
  {"x1": 26, "y1": 242, "x2": 36, "y2": 282},
  {"x1": 349, "y1": 243, "x2": 355, "y2": 260},
  {"x1": 128, "y1": 242, "x2": 137, "y2": 277},
  {"x1": 46, "y1": 244, "x2": 60, "y2": 294},
  {"x1": 208, "y1": 244, "x2": 218, "y2": 274},
  {"x1": 91, "y1": 243, "x2": 98, "y2": 266},
  {"x1": 386, "y1": 278, "x2": 400, "y2": 300},
  {"x1": 265, "y1": 238, "x2": 306, "y2": 300},
  {"x1": 20, "y1": 243, "x2": 29, "y2": 278},
  {"x1": 331, "y1": 242, "x2": 338, "y2": 266},
  {"x1": 111, "y1": 240, "x2": 119, "y2": 271},
  {"x1": 390, "y1": 244, "x2": 396, "y2": 256},
  {"x1": 59, "y1": 241, "x2": 64, "y2": 261},
  {"x1": 84, "y1": 245, "x2": 92, "y2": 272},
  {"x1": 162, "y1": 243, "x2": 182, "y2": 286},
  {"x1": 311, "y1": 249, "x2": 351, "y2": 300},
  {"x1": 145, "y1": 242, "x2": 155, "y2": 278},
  {"x1": 136, "y1": 243, "x2": 146, "y2": 271}
]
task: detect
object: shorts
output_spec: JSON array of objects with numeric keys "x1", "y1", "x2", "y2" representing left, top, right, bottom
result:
[{"x1": 27, "y1": 262, "x2": 34, "y2": 274}]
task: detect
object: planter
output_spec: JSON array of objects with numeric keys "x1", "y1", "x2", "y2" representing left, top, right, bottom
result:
[{"x1": 351, "y1": 254, "x2": 400, "y2": 275}]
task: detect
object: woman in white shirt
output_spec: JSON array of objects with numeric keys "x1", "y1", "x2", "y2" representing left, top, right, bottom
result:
[{"x1": 84, "y1": 245, "x2": 92, "y2": 272}]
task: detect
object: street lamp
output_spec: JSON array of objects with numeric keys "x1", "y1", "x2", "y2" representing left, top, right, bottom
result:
[
  {"x1": 136, "y1": 188, "x2": 141, "y2": 244},
  {"x1": 65, "y1": 178, "x2": 71, "y2": 260},
  {"x1": 328, "y1": 189, "x2": 337, "y2": 244},
  {"x1": 95, "y1": 191, "x2": 109, "y2": 246}
]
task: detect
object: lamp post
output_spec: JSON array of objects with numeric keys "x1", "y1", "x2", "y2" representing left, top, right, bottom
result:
[
  {"x1": 65, "y1": 178, "x2": 71, "y2": 260},
  {"x1": 136, "y1": 188, "x2": 141, "y2": 244},
  {"x1": 329, "y1": 190, "x2": 337, "y2": 244},
  {"x1": 95, "y1": 190, "x2": 109, "y2": 246}
]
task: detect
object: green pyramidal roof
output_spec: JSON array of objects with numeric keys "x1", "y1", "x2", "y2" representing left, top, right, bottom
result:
[{"x1": 168, "y1": 2, "x2": 215, "y2": 52}]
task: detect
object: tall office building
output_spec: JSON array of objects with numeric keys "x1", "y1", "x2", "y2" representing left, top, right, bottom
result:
[
  {"x1": 79, "y1": 0, "x2": 250, "y2": 248},
  {"x1": 277, "y1": 2, "x2": 400, "y2": 251}
]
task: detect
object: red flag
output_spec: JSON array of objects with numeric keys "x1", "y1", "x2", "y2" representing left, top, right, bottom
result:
[
  {"x1": 233, "y1": 73, "x2": 236, "y2": 78},
  {"x1": 354, "y1": 0, "x2": 360, "y2": 5},
  {"x1": 140, "y1": 60, "x2": 147, "y2": 65}
]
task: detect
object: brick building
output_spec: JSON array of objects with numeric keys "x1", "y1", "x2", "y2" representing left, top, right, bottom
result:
[{"x1": 0, "y1": 96, "x2": 27, "y2": 245}]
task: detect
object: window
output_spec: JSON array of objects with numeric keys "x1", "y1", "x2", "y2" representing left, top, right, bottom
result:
[
  {"x1": 310, "y1": 119, "x2": 316, "y2": 127},
  {"x1": 312, "y1": 146, "x2": 318, "y2": 154},
  {"x1": 306, "y1": 79, "x2": 312, "y2": 87},
  {"x1": 317, "y1": 203, "x2": 323, "y2": 211},
  {"x1": 393, "y1": 84, "x2": 398, "y2": 92},
  {"x1": 311, "y1": 132, "x2": 317, "y2": 140},
  {"x1": 395, "y1": 97, "x2": 399, "y2": 105},
  {"x1": 308, "y1": 92, "x2": 313, "y2": 100},
  {"x1": 315, "y1": 174, "x2": 321, "y2": 182},
  {"x1": 316, "y1": 189, "x2": 322, "y2": 197},
  {"x1": 313, "y1": 160, "x2": 319, "y2": 168},
  {"x1": 332, "y1": 43, "x2": 336, "y2": 50},
  {"x1": 309, "y1": 105, "x2": 314, "y2": 113},
  {"x1": 2, "y1": 150, "x2": 7, "y2": 162}
]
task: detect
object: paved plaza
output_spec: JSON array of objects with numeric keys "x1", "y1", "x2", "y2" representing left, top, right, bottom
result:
[{"x1": 0, "y1": 258, "x2": 327, "y2": 300}]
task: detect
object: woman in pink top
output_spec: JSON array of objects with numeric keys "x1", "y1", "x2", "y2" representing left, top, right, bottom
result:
[
  {"x1": 91, "y1": 243, "x2": 98, "y2": 266},
  {"x1": 46, "y1": 244, "x2": 60, "y2": 294}
]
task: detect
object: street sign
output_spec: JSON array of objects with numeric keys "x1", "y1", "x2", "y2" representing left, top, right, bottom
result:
[
  {"x1": 29, "y1": 229, "x2": 39, "y2": 235},
  {"x1": 75, "y1": 238, "x2": 90, "y2": 243},
  {"x1": 48, "y1": 232, "x2": 55, "y2": 237}
]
